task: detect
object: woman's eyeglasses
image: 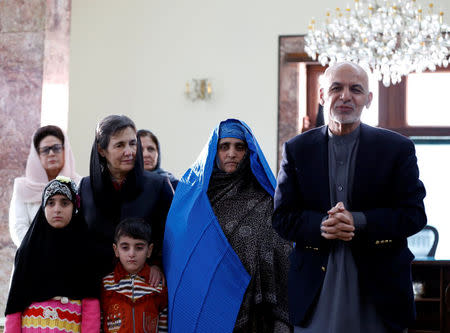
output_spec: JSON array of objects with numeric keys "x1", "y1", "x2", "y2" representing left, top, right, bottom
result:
[{"x1": 39, "y1": 144, "x2": 64, "y2": 155}]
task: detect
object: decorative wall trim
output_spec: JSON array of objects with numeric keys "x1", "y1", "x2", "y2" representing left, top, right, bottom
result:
[{"x1": 277, "y1": 35, "x2": 306, "y2": 170}]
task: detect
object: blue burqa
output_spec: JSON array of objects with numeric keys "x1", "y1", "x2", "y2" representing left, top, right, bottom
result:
[{"x1": 163, "y1": 119, "x2": 276, "y2": 333}]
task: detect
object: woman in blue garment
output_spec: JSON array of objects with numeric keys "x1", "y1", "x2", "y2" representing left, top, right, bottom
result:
[{"x1": 163, "y1": 119, "x2": 292, "y2": 333}]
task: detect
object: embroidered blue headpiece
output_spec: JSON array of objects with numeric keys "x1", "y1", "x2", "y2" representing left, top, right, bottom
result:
[{"x1": 218, "y1": 121, "x2": 246, "y2": 141}]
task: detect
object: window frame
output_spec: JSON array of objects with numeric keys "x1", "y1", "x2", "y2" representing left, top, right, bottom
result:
[{"x1": 379, "y1": 66, "x2": 450, "y2": 136}]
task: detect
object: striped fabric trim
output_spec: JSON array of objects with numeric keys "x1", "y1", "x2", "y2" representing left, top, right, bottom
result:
[
  {"x1": 22, "y1": 300, "x2": 82, "y2": 333},
  {"x1": 22, "y1": 317, "x2": 80, "y2": 332},
  {"x1": 158, "y1": 308, "x2": 168, "y2": 333},
  {"x1": 103, "y1": 273, "x2": 164, "y2": 300}
]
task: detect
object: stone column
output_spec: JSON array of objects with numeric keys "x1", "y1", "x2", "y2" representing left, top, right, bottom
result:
[{"x1": 0, "y1": 0, "x2": 71, "y2": 315}]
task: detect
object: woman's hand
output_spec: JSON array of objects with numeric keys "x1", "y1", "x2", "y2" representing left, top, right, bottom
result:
[{"x1": 149, "y1": 265, "x2": 166, "y2": 287}]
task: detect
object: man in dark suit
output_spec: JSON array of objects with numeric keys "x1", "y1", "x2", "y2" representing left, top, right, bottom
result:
[{"x1": 273, "y1": 62, "x2": 426, "y2": 333}]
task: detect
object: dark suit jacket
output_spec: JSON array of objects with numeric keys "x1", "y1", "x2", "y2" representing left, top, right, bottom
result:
[
  {"x1": 79, "y1": 171, "x2": 173, "y2": 280},
  {"x1": 273, "y1": 123, "x2": 427, "y2": 331}
]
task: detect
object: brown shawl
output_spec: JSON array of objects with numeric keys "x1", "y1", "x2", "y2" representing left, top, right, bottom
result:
[{"x1": 207, "y1": 157, "x2": 293, "y2": 333}]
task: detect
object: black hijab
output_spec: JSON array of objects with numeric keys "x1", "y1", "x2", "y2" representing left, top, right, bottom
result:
[
  {"x1": 88, "y1": 130, "x2": 145, "y2": 214},
  {"x1": 137, "y1": 129, "x2": 177, "y2": 183},
  {"x1": 5, "y1": 178, "x2": 98, "y2": 315},
  {"x1": 146, "y1": 130, "x2": 163, "y2": 173}
]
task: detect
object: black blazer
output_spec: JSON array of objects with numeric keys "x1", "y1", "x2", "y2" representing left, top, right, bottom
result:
[
  {"x1": 79, "y1": 171, "x2": 173, "y2": 280},
  {"x1": 273, "y1": 124, "x2": 427, "y2": 331}
]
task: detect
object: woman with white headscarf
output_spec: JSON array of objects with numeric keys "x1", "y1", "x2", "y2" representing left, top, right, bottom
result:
[{"x1": 9, "y1": 125, "x2": 81, "y2": 246}]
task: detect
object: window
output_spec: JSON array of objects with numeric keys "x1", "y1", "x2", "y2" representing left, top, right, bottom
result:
[
  {"x1": 407, "y1": 72, "x2": 450, "y2": 127},
  {"x1": 412, "y1": 137, "x2": 450, "y2": 258},
  {"x1": 378, "y1": 67, "x2": 450, "y2": 136}
]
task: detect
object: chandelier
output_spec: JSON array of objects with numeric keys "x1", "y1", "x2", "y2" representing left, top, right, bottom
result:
[{"x1": 305, "y1": 0, "x2": 450, "y2": 86}]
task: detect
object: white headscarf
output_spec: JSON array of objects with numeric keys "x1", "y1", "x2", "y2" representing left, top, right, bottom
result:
[{"x1": 13, "y1": 130, "x2": 81, "y2": 203}]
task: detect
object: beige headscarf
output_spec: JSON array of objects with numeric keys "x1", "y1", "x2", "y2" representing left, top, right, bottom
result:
[{"x1": 13, "y1": 131, "x2": 81, "y2": 203}]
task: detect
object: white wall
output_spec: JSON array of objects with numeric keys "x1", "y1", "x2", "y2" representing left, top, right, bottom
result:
[{"x1": 68, "y1": 0, "x2": 450, "y2": 177}]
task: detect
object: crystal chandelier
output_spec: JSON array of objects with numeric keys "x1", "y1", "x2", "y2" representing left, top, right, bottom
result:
[{"x1": 305, "y1": 0, "x2": 450, "y2": 86}]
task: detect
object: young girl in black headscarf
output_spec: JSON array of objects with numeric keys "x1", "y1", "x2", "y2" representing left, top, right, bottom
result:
[{"x1": 4, "y1": 176, "x2": 100, "y2": 333}]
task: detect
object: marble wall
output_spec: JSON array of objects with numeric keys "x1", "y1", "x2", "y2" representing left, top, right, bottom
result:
[
  {"x1": 277, "y1": 36, "x2": 306, "y2": 169},
  {"x1": 0, "y1": 0, "x2": 71, "y2": 316}
]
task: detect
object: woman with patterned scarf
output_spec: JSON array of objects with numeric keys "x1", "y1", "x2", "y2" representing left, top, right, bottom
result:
[
  {"x1": 4, "y1": 176, "x2": 100, "y2": 333},
  {"x1": 164, "y1": 119, "x2": 292, "y2": 333}
]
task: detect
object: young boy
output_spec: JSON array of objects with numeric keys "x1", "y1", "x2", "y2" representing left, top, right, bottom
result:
[{"x1": 101, "y1": 218, "x2": 168, "y2": 333}]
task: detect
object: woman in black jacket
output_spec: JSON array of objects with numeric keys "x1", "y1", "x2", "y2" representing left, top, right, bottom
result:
[{"x1": 79, "y1": 115, "x2": 173, "y2": 285}]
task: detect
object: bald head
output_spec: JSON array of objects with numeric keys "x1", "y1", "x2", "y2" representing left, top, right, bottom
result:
[{"x1": 321, "y1": 62, "x2": 370, "y2": 91}]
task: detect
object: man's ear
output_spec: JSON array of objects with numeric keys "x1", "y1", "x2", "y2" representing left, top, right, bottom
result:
[
  {"x1": 113, "y1": 243, "x2": 119, "y2": 258},
  {"x1": 366, "y1": 91, "x2": 373, "y2": 109},
  {"x1": 319, "y1": 88, "x2": 325, "y2": 106}
]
